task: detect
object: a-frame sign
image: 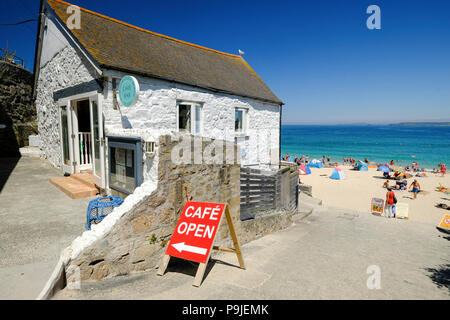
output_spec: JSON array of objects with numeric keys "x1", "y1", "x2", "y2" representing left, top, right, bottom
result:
[{"x1": 157, "y1": 202, "x2": 245, "y2": 287}]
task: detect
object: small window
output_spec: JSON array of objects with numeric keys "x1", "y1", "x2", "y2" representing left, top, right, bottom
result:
[
  {"x1": 178, "y1": 102, "x2": 202, "y2": 135},
  {"x1": 107, "y1": 136, "x2": 143, "y2": 195},
  {"x1": 110, "y1": 147, "x2": 135, "y2": 194},
  {"x1": 178, "y1": 104, "x2": 191, "y2": 133},
  {"x1": 235, "y1": 108, "x2": 247, "y2": 133}
]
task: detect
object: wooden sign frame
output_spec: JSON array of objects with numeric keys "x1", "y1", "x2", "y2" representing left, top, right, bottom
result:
[{"x1": 157, "y1": 204, "x2": 245, "y2": 287}]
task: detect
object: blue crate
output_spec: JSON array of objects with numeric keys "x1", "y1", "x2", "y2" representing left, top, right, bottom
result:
[{"x1": 85, "y1": 196, "x2": 124, "y2": 230}]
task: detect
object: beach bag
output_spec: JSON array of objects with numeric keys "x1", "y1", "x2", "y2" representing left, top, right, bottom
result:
[{"x1": 394, "y1": 195, "x2": 397, "y2": 204}]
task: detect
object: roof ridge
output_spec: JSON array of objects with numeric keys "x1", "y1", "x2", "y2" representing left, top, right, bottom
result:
[{"x1": 48, "y1": 0, "x2": 241, "y2": 58}]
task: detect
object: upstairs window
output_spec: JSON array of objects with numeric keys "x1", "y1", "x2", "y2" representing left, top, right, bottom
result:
[
  {"x1": 235, "y1": 108, "x2": 247, "y2": 133},
  {"x1": 177, "y1": 102, "x2": 202, "y2": 135}
]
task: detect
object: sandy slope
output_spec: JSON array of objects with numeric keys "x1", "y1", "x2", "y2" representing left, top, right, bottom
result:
[{"x1": 299, "y1": 165, "x2": 450, "y2": 225}]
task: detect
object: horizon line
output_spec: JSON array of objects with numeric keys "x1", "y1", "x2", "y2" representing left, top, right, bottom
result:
[{"x1": 282, "y1": 120, "x2": 450, "y2": 126}]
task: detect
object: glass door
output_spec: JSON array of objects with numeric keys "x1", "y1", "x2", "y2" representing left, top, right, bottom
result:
[
  {"x1": 59, "y1": 100, "x2": 75, "y2": 174},
  {"x1": 89, "y1": 94, "x2": 105, "y2": 188}
]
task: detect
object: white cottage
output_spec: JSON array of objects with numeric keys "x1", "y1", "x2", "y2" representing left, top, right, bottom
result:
[{"x1": 33, "y1": 0, "x2": 283, "y2": 197}]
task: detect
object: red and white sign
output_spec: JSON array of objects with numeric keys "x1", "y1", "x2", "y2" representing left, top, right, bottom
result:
[{"x1": 165, "y1": 202, "x2": 226, "y2": 264}]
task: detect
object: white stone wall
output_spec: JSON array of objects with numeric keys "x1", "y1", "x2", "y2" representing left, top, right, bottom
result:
[
  {"x1": 102, "y1": 72, "x2": 281, "y2": 171},
  {"x1": 35, "y1": 15, "x2": 99, "y2": 167}
]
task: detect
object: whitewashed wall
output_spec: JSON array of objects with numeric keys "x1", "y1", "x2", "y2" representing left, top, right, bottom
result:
[
  {"x1": 102, "y1": 72, "x2": 281, "y2": 171},
  {"x1": 35, "y1": 13, "x2": 99, "y2": 167}
]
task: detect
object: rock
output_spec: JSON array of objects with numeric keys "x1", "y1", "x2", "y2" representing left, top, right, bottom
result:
[
  {"x1": 90, "y1": 262, "x2": 109, "y2": 281},
  {"x1": 148, "y1": 195, "x2": 166, "y2": 207},
  {"x1": 80, "y1": 266, "x2": 93, "y2": 281},
  {"x1": 130, "y1": 215, "x2": 151, "y2": 234},
  {"x1": 158, "y1": 205, "x2": 176, "y2": 225},
  {"x1": 132, "y1": 244, "x2": 158, "y2": 264},
  {"x1": 105, "y1": 243, "x2": 132, "y2": 262}
]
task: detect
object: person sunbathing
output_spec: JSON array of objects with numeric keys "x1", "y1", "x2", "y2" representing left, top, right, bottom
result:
[
  {"x1": 416, "y1": 172, "x2": 427, "y2": 177},
  {"x1": 383, "y1": 181, "x2": 390, "y2": 188}
]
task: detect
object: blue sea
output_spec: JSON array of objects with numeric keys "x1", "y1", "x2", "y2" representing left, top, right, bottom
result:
[{"x1": 281, "y1": 125, "x2": 450, "y2": 169}]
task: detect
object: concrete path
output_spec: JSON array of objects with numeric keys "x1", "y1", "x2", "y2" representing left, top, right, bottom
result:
[
  {"x1": 53, "y1": 201, "x2": 450, "y2": 300},
  {"x1": 0, "y1": 157, "x2": 95, "y2": 299}
]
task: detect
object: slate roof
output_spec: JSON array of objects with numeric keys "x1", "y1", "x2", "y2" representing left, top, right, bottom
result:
[{"x1": 45, "y1": 0, "x2": 283, "y2": 105}]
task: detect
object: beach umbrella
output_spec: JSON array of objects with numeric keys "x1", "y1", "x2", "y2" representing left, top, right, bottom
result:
[
  {"x1": 298, "y1": 164, "x2": 311, "y2": 175},
  {"x1": 397, "y1": 172, "x2": 412, "y2": 179},
  {"x1": 330, "y1": 168, "x2": 346, "y2": 180}
]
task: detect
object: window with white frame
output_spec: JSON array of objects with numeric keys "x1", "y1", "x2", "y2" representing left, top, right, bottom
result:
[
  {"x1": 235, "y1": 108, "x2": 247, "y2": 133},
  {"x1": 177, "y1": 102, "x2": 202, "y2": 135}
]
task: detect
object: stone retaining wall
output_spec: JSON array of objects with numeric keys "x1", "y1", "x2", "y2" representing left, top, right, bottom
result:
[
  {"x1": 65, "y1": 135, "x2": 293, "y2": 285},
  {"x1": 0, "y1": 61, "x2": 36, "y2": 156}
]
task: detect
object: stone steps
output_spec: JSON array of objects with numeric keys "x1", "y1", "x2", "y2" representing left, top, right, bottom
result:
[
  {"x1": 19, "y1": 146, "x2": 42, "y2": 158},
  {"x1": 295, "y1": 192, "x2": 324, "y2": 221},
  {"x1": 299, "y1": 192, "x2": 323, "y2": 206},
  {"x1": 71, "y1": 172, "x2": 96, "y2": 189},
  {"x1": 49, "y1": 174, "x2": 98, "y2": 199}
]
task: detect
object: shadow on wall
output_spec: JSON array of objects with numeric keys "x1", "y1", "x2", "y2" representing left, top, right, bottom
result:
[
  {"x1": 425, "y1": 263, "x2": 450, "y2": 292},
  {"x1": 0, "y1": 107, "x2": 20, "y2": 157},
  {"x1": 0, "y1": 157, "x2": 20, "y2": 192}
]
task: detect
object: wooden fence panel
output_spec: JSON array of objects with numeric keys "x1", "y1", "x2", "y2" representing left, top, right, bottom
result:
[
  {"x1": 240, "y1": 167, "x2": 298, "y2": 220},
  {"x1": 240, "y1": 167, "x2": 277, "y2": 220},
  {"x1": 289, "y1": 172, "x2": 298, "y2": 212}
]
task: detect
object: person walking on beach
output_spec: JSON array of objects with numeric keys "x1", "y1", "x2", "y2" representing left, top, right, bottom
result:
[
  {"x1": 409, "y1": 179, "x2": 421, "y2": 199},
  {"x1": 441, "y1": 164, "x2": 447, "y2": 177},
  {"x1": 385, "y1": 187, "x2": 396, "y2": 218}
]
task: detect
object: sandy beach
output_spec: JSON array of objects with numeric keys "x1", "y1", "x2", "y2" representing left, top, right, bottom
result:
[{"x1": 300, "y1": 165, "x2": 450, "y2": 225}]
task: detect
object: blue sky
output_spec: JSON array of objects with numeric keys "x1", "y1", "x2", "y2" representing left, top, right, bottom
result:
[{"x1": 1, "y1": 0, "x2": 449, "y2": 124}]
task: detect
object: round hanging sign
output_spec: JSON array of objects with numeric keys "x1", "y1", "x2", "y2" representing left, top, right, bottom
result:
[{"x1": 118, "y1": 75, "x2": 139, "y2": 107}]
